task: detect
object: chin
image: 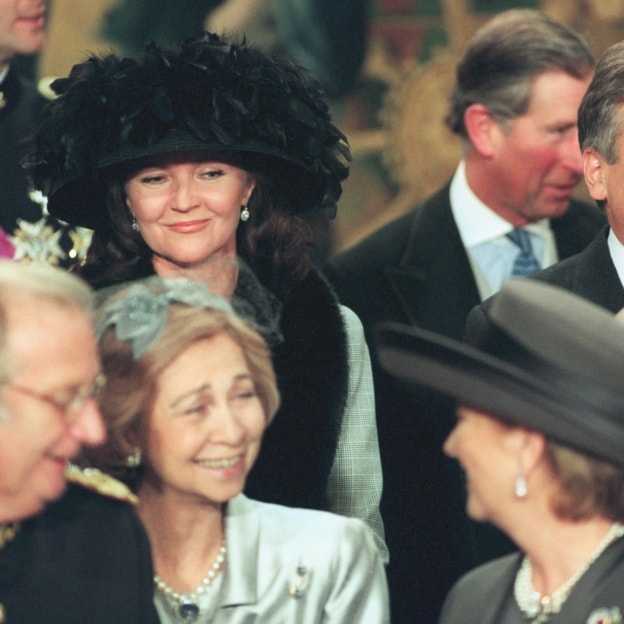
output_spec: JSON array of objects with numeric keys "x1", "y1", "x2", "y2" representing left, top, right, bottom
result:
[
  {"x1": 466, "y1": 500, "x2": 488, "y2": 522},
  {"x1": 41, "y1": 470, "x2": 69, "y2": 503}
]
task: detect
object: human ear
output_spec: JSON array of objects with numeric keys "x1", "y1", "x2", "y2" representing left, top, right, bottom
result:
[
  {"x1": 517, "y1": 429, "x2": 547, "y2": 477},
  {"x1": 242, "y1": 178, "x2": 256, "y2": 205},
  {"x1": 583, "y1": 148, "x2": 608, "y2": 202},
  {"x1": 463, "y1": 103, "x2": 500, "y2": 158}
]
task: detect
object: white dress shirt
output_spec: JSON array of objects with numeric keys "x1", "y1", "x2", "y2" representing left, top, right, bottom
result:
[
  {"x1": 450, "y1": 161, "x2": 557, "y2": 300},
  {"x1": 608, "y1": 228, "x2": 624, "y2": 288}
]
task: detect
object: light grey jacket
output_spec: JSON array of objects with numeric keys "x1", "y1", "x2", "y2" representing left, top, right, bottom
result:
[{"x1": 157, "y1": 494, "x2": 389, "y2": 624}]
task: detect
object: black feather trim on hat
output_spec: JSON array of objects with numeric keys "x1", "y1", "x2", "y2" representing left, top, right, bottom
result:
[{"x1": 28, "y1": 33, "x2": 351, "y2": 229}]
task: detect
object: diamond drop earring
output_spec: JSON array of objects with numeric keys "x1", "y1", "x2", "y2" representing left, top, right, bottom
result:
[
  {"x1": 126, "y1": 447, "x2": 142, "y2": 468},
  {"x1": 514, "y1": 470, "x2": 528, "y2": 499}
]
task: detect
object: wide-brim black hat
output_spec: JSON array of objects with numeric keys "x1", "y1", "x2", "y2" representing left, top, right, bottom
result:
[
  {"x1": 376, "y1": 279, "x2": 624, "y2": 469},
  {"x1": 29, "y1": 33, "x2": 351, "y2": 230}
]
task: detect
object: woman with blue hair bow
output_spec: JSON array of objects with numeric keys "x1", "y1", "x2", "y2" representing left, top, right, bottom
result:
[{"x1": 84, "y1": 277, "x2": 389, "y2": 624}]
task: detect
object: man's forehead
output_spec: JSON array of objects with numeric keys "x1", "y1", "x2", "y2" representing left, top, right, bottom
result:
[{"x1": 4, "y1": 298, "x2": 93, "y2": 357}]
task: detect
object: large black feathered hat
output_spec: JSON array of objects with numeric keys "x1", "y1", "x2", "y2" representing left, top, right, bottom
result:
[
  {"x1": 376, "y1": 280, "x2": 624, "y2": 469},
  {"x1": 29, "y1": 33, "x2": 351, "y2": 230}
]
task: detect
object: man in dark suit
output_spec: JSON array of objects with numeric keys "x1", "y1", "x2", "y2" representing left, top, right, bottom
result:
[
  {"x1": 0, "y1": 0, "x2": 87, "y2": 266},
  {"x1": 466, "y1": 40, "x2": 624, "y2": 341},
  {"x1": 324, "y1": 10, "x2": 604, "y2": 624},
  {"x1": 0, "y1": 0, "x2": 48, "y2": 233},
  {"x1": 0, "y1": 261, "x2": 159, "y2": 624}
]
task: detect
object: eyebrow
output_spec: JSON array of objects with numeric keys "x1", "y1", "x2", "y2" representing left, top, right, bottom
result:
[
  {"x1": 169, "y1": 383, "x2": 211, "y2": 410},
  {"x1": 168, "y1": 374, "x2": 255, "y2": 409}
]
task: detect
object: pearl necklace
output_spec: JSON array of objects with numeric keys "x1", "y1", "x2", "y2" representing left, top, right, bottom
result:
[
  {"x1": 154, "y1": 540, "x2": 227, "y2": 623},
  {"x1": 514, "y1": 523, "x2": 624, "y2": 623}
]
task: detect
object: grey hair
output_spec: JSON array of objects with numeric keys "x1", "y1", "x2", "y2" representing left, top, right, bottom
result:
[
  {"x1": 0, "y1": 261, "x2": 94, "y2": 417},
  {"x1": 445, "y1": 9, "x2": 594, "y2": 139},
  {"x1": 578, "y1": 40, "x2": 624, "y2": 165}
]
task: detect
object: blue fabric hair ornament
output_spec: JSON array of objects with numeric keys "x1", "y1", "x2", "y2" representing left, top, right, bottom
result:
[{"x1": 95, "y1": 277, "x2": 234, "y2": 359}]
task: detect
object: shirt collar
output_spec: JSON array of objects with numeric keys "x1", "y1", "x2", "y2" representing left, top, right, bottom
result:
[{"x1": 450, "y1": 160, "x2": 551, "y2": 246}]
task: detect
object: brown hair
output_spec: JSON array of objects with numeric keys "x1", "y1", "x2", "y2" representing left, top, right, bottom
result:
[{"x1": 546, "y1": 440, "x2": 624, "y2": 522}]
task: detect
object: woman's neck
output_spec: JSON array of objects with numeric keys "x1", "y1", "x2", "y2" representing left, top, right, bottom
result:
[
  {"x1": 137, "y1": 483, "x2": 225, "y2": 592},
  {"x1": 151, "y1": 252, "x2": 239, "y2": 299},
  {"x1": 517, "y1": 515, "x2": 618, "y2": 595}
]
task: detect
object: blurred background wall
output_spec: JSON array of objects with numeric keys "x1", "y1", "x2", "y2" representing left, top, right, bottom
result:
[{"x1": 35, "y1": 0, "x2": 624, "y2": 257}]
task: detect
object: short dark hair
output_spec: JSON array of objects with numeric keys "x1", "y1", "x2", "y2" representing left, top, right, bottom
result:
[{"x1": 446, "y1": 9, "x2": 594, "y2": 139}]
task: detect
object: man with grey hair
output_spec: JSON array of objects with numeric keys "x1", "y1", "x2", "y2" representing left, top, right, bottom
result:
[
  {"x1": 325, "y1": 9, "x2": 604, "y2": 623},
  {"x1": 0, "y1": 261, "x2": 159, "y2": 623}
]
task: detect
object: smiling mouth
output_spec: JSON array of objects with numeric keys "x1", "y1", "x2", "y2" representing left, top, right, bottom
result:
[
  {"x1": 19, "y1": 10, "x2": 46, "y2": 22},
  {"x1": 196, "y1": 455, "x2": 242, "y2": 469}
]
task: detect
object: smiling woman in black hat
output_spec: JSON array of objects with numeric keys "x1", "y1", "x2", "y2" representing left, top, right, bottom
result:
[
  {"x1": 377, "y1": 279, "x2": 624, "y2": 624},
  {"x1": 27, "y1": 33, "x2": 386, "y2": 561}
]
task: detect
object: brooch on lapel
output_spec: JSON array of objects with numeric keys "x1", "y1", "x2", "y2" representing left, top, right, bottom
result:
[
  {"x1": 0, "y1": 523, "x2": 19, "y2": 551},
  {"x1": 289, "y1": 563, "x2": 311, "y2": 599},
  {"x1": 586, "y1": 607, "x2": 622, "y2": 624}
]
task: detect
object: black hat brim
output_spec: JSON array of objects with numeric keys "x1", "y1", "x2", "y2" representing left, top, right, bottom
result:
[
  {"x1": 47, "y1": 136, "x2": 329, "y2": 230},
  {"x1": 376, "y1": 321, "x2": 624, "y2": 469}
]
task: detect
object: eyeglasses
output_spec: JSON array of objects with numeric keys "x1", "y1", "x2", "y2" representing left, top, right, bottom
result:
[{"x1": 4, "y1": 374, "x2": 106, "y2": 421}]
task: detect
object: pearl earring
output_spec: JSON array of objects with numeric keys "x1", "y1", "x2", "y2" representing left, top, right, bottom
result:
[
  {"x1": 126, "y1": 448, "x2": 142, "y2": 468},
  {"x1": 240, "y1": 205, "x2": 250, "y2": 222},
  {"x1": 131, "y1": 216, "x2": 140, "y2": 232},
  {"x1": 514, "y1": 470, "x2": 528, "y2": 499}
]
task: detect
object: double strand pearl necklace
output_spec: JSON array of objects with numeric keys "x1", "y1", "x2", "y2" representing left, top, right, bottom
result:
[
  {"x1": 154, "y1": 538, "x2": 227, "y2": 623},
  {"x1": 514, "y1": 522, "x2": 624, "y2": 623}
]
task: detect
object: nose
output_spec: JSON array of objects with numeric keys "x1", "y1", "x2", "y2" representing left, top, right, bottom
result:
[
  {"x1": 171, "y1": 178, "x2": 200, "y2": 212},
  {"x1": 68, "y1": 399, "x2": 106, "y2": 447},
  {"x1": 561, "y1": 131, "x2": 584, "y2": 178},
  {"x1": 443, "y1": 426, "x2": 457, "y2": 458},
  {"x1": 210, "y1": 403, "x2": 246, "y2": 445}
]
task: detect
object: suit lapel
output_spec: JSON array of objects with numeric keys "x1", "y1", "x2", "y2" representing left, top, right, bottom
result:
[
  {"x1": 539, "y1": 227, "x2": 624, "y2": 314},
  {"x1": 471, "y1": 556, "x2": 519, "y2": 623},
  {"x1": 441, "y1": 554, "x2": 521, "y2": 623},
  {"x1": 573, "y1": 228, "x2": 624, "y2": 313},
  {"x1": 385, "y1": 185, "x2": 480, "y2": 340},
  {"x1": 220, "y1": 495, "x2": 259, "y2": 608}
]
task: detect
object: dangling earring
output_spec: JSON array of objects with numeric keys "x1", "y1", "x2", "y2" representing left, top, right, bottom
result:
[
  {"x1": 131, "y1": 216, "x2": 140, "y2": 232},
  {"x1": 514, "y1": 469, "x2": 528, "y2": 499},
  {"x1": 126, "y1": 447, "x2": 142, "y2": 468},
  {"x1": 240, "y1": 205, "x2": 250, "y2": 222}
]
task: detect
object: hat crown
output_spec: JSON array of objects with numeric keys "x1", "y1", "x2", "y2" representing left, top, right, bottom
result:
[{"x1": 487, "y1": 280, "x2": 624, "y2": 395}]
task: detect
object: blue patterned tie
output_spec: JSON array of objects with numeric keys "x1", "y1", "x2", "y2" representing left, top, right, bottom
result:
[{"x1": 506, "y1": 228, "x2": 541, "y2": 277}]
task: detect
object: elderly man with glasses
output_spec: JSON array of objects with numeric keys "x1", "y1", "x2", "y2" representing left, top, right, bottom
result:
[{"x1": 0, "y1": 261, "x2": 159, "y2": 624}]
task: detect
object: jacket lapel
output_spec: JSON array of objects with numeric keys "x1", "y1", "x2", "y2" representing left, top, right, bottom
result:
[
  {"x1": 219, "y1": 495, "x2": 259, "y2": 608},
  {"x1": 572, "y1": 227, "x2": 624, "y2": 313},
  {"x1": 536, "y1": 227, "x2": 624, "y2": 314},
  {"x1": 385, "y1": 185, "x2": 480, "y2": 340}
]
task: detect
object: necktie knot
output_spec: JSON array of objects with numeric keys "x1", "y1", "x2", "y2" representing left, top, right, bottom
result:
[{"x1": 506, "y1": 228, "x2": 541, "y2": 277}]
